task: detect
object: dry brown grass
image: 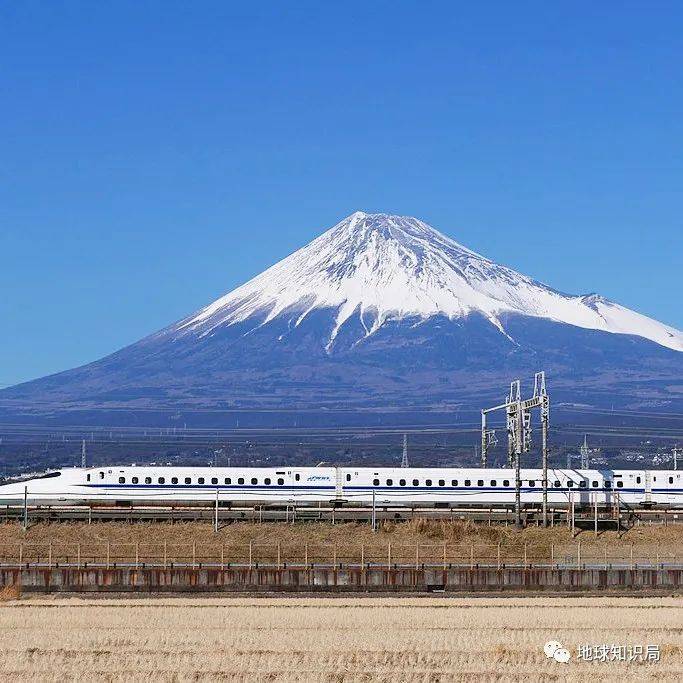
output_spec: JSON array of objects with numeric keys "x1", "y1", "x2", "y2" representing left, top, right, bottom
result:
[
  {"x1": 0, "y1": 596, "x2": 681, "y2": 681},
  {"x1": 0, "y1": 585, "x2": 21, "y2": 601},
  {"x1": 0, "y1": 519, "x2": 681, "y2": 565}
]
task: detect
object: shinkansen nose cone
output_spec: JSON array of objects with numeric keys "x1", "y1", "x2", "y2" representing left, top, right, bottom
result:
[{"x1": 0, "y1": 471, "x2": 70, "y2": 505}]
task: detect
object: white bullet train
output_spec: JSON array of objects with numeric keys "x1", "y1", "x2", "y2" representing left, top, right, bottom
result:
[{"x1": 0, "y1": 465, "x2": 681, "y2": 508}]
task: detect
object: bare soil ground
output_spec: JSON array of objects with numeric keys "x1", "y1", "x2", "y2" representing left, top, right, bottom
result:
[{"x1": 0, "y1": 595, "x2": 681, "y2": 682}]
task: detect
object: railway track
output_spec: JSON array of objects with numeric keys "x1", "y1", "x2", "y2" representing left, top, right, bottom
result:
[{"x1": 3, "y1": 503, "x2": 681, "y2": 527}]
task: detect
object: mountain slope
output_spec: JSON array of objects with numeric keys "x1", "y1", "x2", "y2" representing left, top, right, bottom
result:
[
  {"x1": 176, "y1": 212, "x2": 683, "y2": 352},
  {"x1": 1, "y1": 211, "x2": 682, "y2": 416}
]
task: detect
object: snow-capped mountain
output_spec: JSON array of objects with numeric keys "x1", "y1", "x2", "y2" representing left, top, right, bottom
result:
[
  {"x1": 1, "y1": 211, "x2": 682, "y2": 418},
  {"x1": 175, "y1": 211, "x2": 683, "y2": 352}
]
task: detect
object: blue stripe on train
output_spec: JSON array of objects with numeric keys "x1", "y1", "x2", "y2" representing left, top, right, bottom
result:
[
  {"x1": 78, "y1": 484, "x2": 666, "y2": 494},
  {"x1": 83, "y1": 484, "x2": 334, "y2": 490}
]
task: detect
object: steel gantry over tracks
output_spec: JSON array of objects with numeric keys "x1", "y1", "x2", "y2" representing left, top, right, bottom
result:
[{"x1": 480, "y1": 371, "x2": 550, "y2": 528}]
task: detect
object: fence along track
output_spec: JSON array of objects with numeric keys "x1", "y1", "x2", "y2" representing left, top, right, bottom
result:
[{"x1": 0, "y1": 541, "x2": 680, "y2": 570}]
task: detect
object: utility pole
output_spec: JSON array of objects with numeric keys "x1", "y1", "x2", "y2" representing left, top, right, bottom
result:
[
  {"x1": 23, "y1": 486, "x2": 28, "y2": 531},
  {"x1": 480, "y1": 412, "x2": 497, "y2": 467},
  {"x1": 514, "y1": 384, "x2": 523, "y2": 529},
  {"x1": 81, "y1": 439, "x2": 87, "y2": 468},
  {"x1": 506, "y1": 381, "x2": 520, "y2": 467},
  {"x1": 401, "y1": 434, "x2": 409, "y2": 468},
  {"x1": 536, "y1": 371, "x2": 550, "y2": 528},
  {"x1": 480, "y1": 371, "x2": 549, "y2": 529},
  {"x1": 481, "y1": 411, "x2": 487, "y2": 467},
  {"x1": 214, "y1": 488, "x2": 219, "y2": 533},
  {"x1": 580, "y1": 435, "x2": 590, "y2": 470}
]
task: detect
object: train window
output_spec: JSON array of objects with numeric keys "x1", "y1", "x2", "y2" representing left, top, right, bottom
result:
[
  {"x1": 198, "y1": 477, "x2": 205, "y2": 485},
  {"x1": 451, "y1": 479, "x2": 458, "y2": 486},
  {"x1": 567, "y1": 480, "x2": 574, "y2": 488},
  {"x1": 617, "y1": 481, "x2": 624, "y2": 488},
  {"x1": 295, "y1": 474, "x2": 300, "y2": 481},
  {"x1": 604, "y1": 481, "x2": 612, "y2": 489},
  {"x1": 464, "y1": 480, "x2": 471, "y2": 487},
  {"x1": 211, "y1": 477, "x2": 218, "y2": 484},
  {"x1": 99, "y1": 472, "x2": 105, "y2": 479},
  {"x1": 386, "y1": 479, "x2": 393, "y2": 486},
  {"x1": 426, "y1": 479, "x2": 432, "y2": 486},
  {"x1": 238, "y1": 477, "x2": 244, "y2": 485},
  {"x1": 399, "y1": 479, "x2": 406, "y2": 486},
  {"x1": 159, "y1": 477, "x2": 165, "y2": 484},
  {"x1": 503, "y1": 480, "x2": 509, "y2": 487},
  {"x1": 346, "y1": 474, "x2": 351, "y2": 482},
  {"x1": 553, "y1": 480, "x2": 561, "y2": 488},
  {"x1": 172, "y1": 477, "x2": 178, "y2": 484},
  {"x1": 439, "y1": 480, "x2": 445, "y2": 486},
  {"x1": 132, "y1": 477, "x2": 139, "y2": 484},
  {"x1": 118, "y1": 477, "x2": 125, "y2": 484},
  {"x1": 86, "y1": 474, "x2": 91, "y2": 482},
  {"x1": 224, "y1": 478, "x2": 231, "y2": 485},
  {"x1": 579, "y1": 481, "x2": 587, "y2": 488},
  {"x1": 373, "y1": 479, "x2": 380, "y2": 486},
  {"x1": 265, "y1": 477, "x2": 271, "y2": 485},
  {"x1": 277, "y1": 478, "x2": 284, "y2": 485},
  {"x1": 477, "y1": 480, "x2": 484, "y2": 487},
  {"x1": 145, "y1": 477, "x2": 152, "y2": 484},
  {"x1": 251, "y1": 478, "x2": 258, "y2": 485},
  {"x1": 413, "y1": 479, "x2": 419, "y2": 486},
  {"x1": 185, "y1": 477, "x2": 191, "y2": 485},
  {"x1": 669, "y1": 477, "x2": 674, "y2": 484},
  {"x1": 592, "y1": 481, "x2": 599, "y2": 488},
  {"x1": 528, "y1": 480, "x2": 535, "y2": 487},
  {"x1": 490, "y1": 480, "x2": 497, "y2": 487},
  {"x1": 636, "y1": 476, "x2": 641, "y2": 484}
]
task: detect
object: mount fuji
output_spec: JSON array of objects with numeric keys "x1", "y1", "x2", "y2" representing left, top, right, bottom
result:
[
  {"x1": 178, "y1": 211, "x2": 681, "y2": 352},
  {"x1": 2, "y1": 212, "x2": 682, "y2": 419}
]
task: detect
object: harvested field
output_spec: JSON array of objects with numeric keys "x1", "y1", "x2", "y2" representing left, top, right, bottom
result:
[
  {"x1": 0, "y1": 596, "x2": 681, "y2": 681},
  {"x1": 0, "y1": 519, "x2": 681, "y2": 565}
]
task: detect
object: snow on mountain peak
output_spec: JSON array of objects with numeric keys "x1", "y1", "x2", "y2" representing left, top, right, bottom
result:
[{"x1": 177, "y1": 212, "x2": 683, "y2": 352}]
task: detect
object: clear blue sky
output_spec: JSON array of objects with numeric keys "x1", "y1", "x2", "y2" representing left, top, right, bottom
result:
[{"x1": 2, "y1": 2, "x2": 682, "y2": 386}]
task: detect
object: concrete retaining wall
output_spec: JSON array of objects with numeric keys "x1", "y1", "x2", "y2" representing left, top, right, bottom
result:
[{"x1": 2, "y1": 567, "x2": 683, "y2": 593}]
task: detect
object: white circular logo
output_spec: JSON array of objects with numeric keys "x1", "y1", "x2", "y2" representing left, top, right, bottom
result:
[
  {"x1": 554, "y1": 647, "x2": 571, "y2": 663},
  {"x1": 544, "y1": 641, "x2": 571, "y2": 663},
  {"x1": 544, "y1": 641, "x2": 562, "y2": 658}
]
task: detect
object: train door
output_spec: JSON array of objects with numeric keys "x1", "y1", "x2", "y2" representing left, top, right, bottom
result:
[
  {"x1": 334, "y1": 467, "x2": 344, "y2": 501},
  {"x1": 642, "y1": 471, "x2": 652, "y2": 505},
  {"x1": 670, "y1": 473, "x2": 682, "y2": 506}
]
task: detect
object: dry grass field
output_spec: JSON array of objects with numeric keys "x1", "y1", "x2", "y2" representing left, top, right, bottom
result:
[
  {"x1": 0, "y1": 596, "x2": 681, "y2": 682},
  {"x1": 0, "y1": 519, "x2": 681, "y2": 565}
]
